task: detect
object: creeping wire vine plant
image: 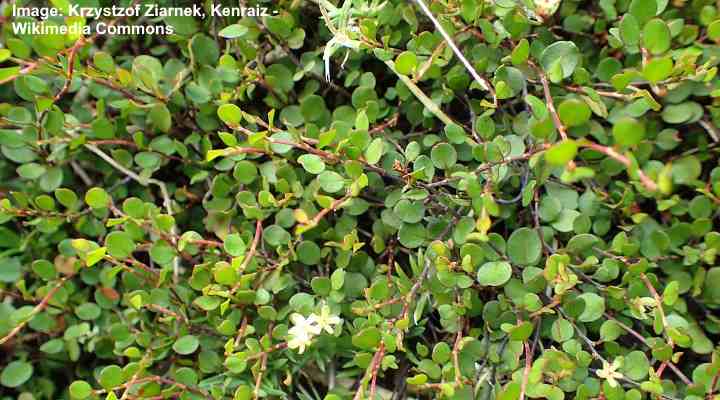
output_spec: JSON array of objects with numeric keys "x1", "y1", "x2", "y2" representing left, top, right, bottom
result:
[{"x1": 2, "y1": 0, "x2": 720, "y2": 400}]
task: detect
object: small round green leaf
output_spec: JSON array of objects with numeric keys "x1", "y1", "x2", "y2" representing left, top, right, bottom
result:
[
  {"x1": 477, "y1": 261, "x2": 512, "y2": 286},
  {"x1": 578, "y1": 292, "x2": 605, "y2": 322},
  {"x1": 105, "y1": 231, "x2": 136, "y2": 259},
  {"x1": 69, "y1": 380, "x2": 92, "y2": 399},
  {"x1": 365, "y1": 138, "x2": 384, "y2": 165},
  {"x1": 264, "y1": 225, "x2": 291, "y2": 247},
  {"x1": 352, "y1": 327, "x2": 382, "y2": 350},
  {"x1": 558, "y1": 99, "x2": 591, "y2": 127},
  {"x1": 612, "y1": 117, "x2": 645, "y2": 147},
  {"x1": 622, "y1": 351, "x2": 650, "y2": 380},
  {"x1": 430, "y1": 143, "x2": 457, "y2": 170},
  {"x1": 298, "y1": 154, "x2": 326, "y2": 174},
  {"x1": 398, "y1": 223, "x2": 427, "y2": 248},
  {"x1": 219, "y1": 24, "x2": 248, "y2": 39},
  {"x1": 173, "y1": 335, "x2": 199, "y2": 355},
  {"x1": 540, "y1": 41, "x2": 580, "y2": 80},
  {"x1": 85, "y1": 187, "x2": 110, "y2": 209},
  {"x1": 224, "y1": 233, "x2": 246, "y2": 257},
  {"x1": 297, "y1": 241, "x2": 321, "y2": 265},
  {"x1": 507, "y1": 228, "x2": 542, "y2": 265},
  {"x1": 643, "y1": 18, "x2": 671, "y2": 55},
  {"x1": 394, "y1": 199, "x2": 426, "y2": 224},
  {"x1": 318, "y1": 171, "x2": 345, "y2": 193},
  {"x1": 708, "y1": 20, "x2": 720, "y2": 41},
  {"x1": 395, "y1": 51, "x2": 417, "y2": 75},
  {"x1": 75, "y1": 302, "x2": 101, "y2": 320},
  {"x1": 643, "y1": 57, "x2": 673, "y2": 83},
  {"x1": 545, "y1": 140, "x2": 578, "y2": 166},
  {"x1": 629, "y1": 0, "x2": 657, "y2": 24},
  {"x1": 1, "y1": 360, "x2": 33, "y2": 388},
  {"x1": 217, "y1": 103, "x2": 242, "y2": 125},
  {"x1": 99, "y1": 365, "x2": 124, "y2": 389}
]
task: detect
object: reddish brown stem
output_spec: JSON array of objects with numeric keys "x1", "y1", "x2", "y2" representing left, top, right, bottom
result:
[
  {"x1": 254, "y1": 346, "x2": 269, "y2": 400},
  {"x1": 604, "y1": 313, "x2": 691, "y2": 385},
  {"x1": 453, "y1": 329, "x2": 463, "y2": 386},
  {"x1": 581, "y1": 141, "x2": 658, "y2": 192},
  {"x1": 270, "y1": 138, "x2": 339, "y2": 162},
  {"x1": 225, "y1": 147, "x2": 269, "y2": 156},
  {"x1": 307, "y1": 196, "x2": 349, "y2": 227},
  {"x1": 89, "y1": 139, "x2": 138, "y2": 147},
  {"x1": 245, "y1": 342, "x2": 289, "y2": 361},
  {"x1": 640, "y1": 273, "x2": 674, "y2": 347},
  {"x1": 145, "y1": 304, "x2": 188, "y2": 325},
  {"x1": 0, "y1": 277, "x2": 69, "y2": 345},
  {"x1": 519, "y1": 341, "x2": 532, "y2": 400},
  {"x1": 0, "y1": 63, "x2": 37, "y2": 86},
  {"x1": 190, "y1": 239, "x2": 223, "y2": 247},
  {"x1": 241, "y1": 220, "x2": 263, "y2": 272},
  {"x1": 530, "y1": 61, "x2": 568, "y2": 140},
  {"x1": 53, "y1": 38, "x2": 85, "y2": 102},
  {"x1": 353, "y1": 342, "x2": 386, "y2": 400},
  {"x1": 369, "y1": 113, "x2": 399, "y2": 134},
  {"x1": 231, "y1": 220, "x2": 263, "y2": 293},
  {"x1": 91, "y1": 77, "x2": 145, "y2": 103},
  {"x1": 369, "y1": 342, "x2": 386, "y2": 400}
]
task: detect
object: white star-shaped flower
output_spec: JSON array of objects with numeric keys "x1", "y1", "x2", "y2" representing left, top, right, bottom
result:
[
  {"x1": 287, "y1": 313, "x2": 321, "y2": 354},
  {"x1": 596, "y1": 358, "x2": 624, "y2": 388},
  {"x1": 308, "y1": 305, "x2": 342, "y2": 334},
  {"x1": 287, "y1": 326, "x2": 313, "y2": 354}
]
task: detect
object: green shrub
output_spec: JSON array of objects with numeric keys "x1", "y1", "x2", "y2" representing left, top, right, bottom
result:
[{"x1": 1, "y1": 0, "x2": 720, "y2": 399}]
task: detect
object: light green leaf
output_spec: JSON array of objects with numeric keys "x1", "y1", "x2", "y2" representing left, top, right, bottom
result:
[
  {"x1": 507, "y1": 228, "x2": 542, "y2": 265},
  {"x1": 365, "y1": 138, "x2": 384, "y2": 165},
  {"x1": 0, "y1": 361, "x2": 33, "y2": 388},
  {"x1": 540, "y1": 41, "x2": 580, "y2": 81},
  {"x1": 477, "y1": 261, "x2": 512, "y2": 286},
  {"x1": 217, "y1": 104, "x2": 242, "y2": 125},
  {"x1": 545, "y1": 140, "x2": 578, "y2": 166},
  {"x1": 298, "y1": 154, "x2": 326, "y2": 174},
  {"x1": 173, "y1": 335, "x2": 199, "y2": 355},
  {"x1": 219, "y1": 24, "x2": 249, "y2": 39}
]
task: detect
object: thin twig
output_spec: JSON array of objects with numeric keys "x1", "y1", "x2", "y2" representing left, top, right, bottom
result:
[
  {"x1": 639, "y1": 273, "x2": 674, "y2": 347},
  {"x1": 531, "y1": 61, "x2": 569, "y2": 141},
  {"x1": 0, "y1": 277, "x2": 69, "y2": 345},
  {"x1": 369, "y1": 113, "x2": 399, "y2": 135},
  {"x1": 369, "y1": 342, "x2": 386, "y2": 400},
  {"x1": 298, "y1": 195, "x2": 350, "y2": 231},
  {"x1": 245, "y1": 342, "x2": 289, "y2": 361},
  {"x1": 70, "y1": 161, "x2": 94, "y2": 186},
  {"x1": 254, "y1": 350, "x2": 268, "y2": 400},
  {"x1": 91, "y1": 77, "x2": 145, "y2": 103},
  {"x1": 384, "y1": 59, "x2": 460, "y2": 128},
  {"x1": 604, "y1": 313, "x2": 691, "y2": 385},
  {"x1": 0, "y1": 63, "x2": 38, "y2": 86},
  {"x1": 519, "y1": 340, "x2": 532, "y2": 400},
  {"x1": 82, "y1": 142, "x2": 180, "y2": 279},
  {"x1": 452, "y1": 329, "x2": 463, "y2": 386},
  {"x1": 410, "y1": 0, "x2": 496, "y2": 106},
  {"x1": 53, "y1": 38, "x2": 85, "y2": 102},
  {"x1": 518, "y1": 317, "x2": 536, "y2": 400},
  {"x1": 240, "y1": 219, "x2": 263, "y2": 273},
  {"x1": 231, "y1": 220, "x2": 263, "y2": 293},
  {"x1": 145, "y1": 304, "x2": 188, "y2": 325},
  {"x1": 399, "y1": 257, "x2": 433, "y2": 325},
  {"x1": 83, "y1": 143, "x2": 173, "y2": 215},
  {"x1": 579, "y1": 141, "x2": 658, "y2": 192},
  {"x1": 698, "y1": 118, "x2": 720, "y2": 143},
  {"x1": 352, "y1": 341, "x2": 386, "y2": 400}
]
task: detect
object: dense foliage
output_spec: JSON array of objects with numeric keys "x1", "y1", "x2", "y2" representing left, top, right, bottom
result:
[{"x1": 2, "y1": 0, "x2": 720, "y2": 399}]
